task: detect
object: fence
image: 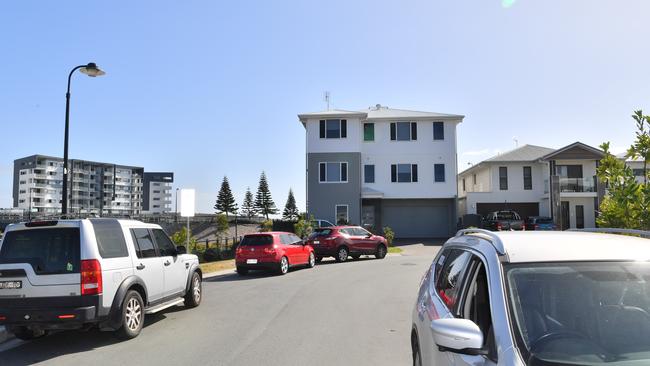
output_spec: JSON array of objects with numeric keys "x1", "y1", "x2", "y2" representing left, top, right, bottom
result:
[{"x1": 189, "y1": 236, "x2": 243, "y2": 262}]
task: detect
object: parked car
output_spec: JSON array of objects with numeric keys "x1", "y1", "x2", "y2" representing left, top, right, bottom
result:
[
  {"x1": 483, "y1": 210, "x2": 525, "y2": 231},
  {"x1": 525, "y1": 216, "x2": 556, "y2": 230},
  {"x1": 305, "y1": 226, "x2": 388, "y2": 263},
  {"x1": 0, "y1": 219, "x2": 202, "y2": 341},
  {"x1": 411, "y1": 228, "x2": 650, "y2": 366},
  {"x1": 312, "y1": 219, "x2": 334, "y2": 228},
  {"x1": 235, "y1": 232, "x2": 315, "y2": 275}
]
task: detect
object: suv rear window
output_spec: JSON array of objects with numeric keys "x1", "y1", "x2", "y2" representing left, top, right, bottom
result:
[
  {"x1": 0, "y1": 228, "x2": 81, "y2": 275},
  {"x1": 309, "y1": 229, "x2": 332, "y2": 239},
  {"x1": 496, "y1": 212, "x2": 519, "y2": 220},
  {"x1": 240, "y1": 235, "x2": 273, "y2": 246}
]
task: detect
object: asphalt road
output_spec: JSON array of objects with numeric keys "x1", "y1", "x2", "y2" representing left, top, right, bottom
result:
[{"x1": 0, "y1": 243, "x2": 441, "y2": 366}]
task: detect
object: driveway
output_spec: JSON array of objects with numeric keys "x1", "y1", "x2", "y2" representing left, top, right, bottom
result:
[{"x1": 0, "y1": 242, "x2": 441, "y2": 366}]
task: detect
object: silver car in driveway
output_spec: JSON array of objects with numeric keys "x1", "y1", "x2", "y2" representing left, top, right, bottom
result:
[{"x1": 411, "y1": 228, "x2": 650, "y2": 366}]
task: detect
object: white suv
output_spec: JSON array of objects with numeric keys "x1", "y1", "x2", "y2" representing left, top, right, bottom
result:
[
  {"x1": 412, "y1": 228, "x2": 650, "y2": 366},
  {"x1": 0, "y1": 219, "x2": 202, "y2": 340}
]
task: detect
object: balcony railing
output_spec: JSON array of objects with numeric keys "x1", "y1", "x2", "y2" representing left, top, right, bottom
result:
[{"x1": 559, "y1": 177, "x2": 596, "y2": 193}]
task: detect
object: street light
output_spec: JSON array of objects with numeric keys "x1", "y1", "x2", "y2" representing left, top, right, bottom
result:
[{"x1": 61, "y1": 63, "x2": 105, "y2": 217}]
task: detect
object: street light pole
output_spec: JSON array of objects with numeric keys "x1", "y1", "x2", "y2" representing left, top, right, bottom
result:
[{"x1": 61, "y1": 63, "x2": 105, "y2": 217}]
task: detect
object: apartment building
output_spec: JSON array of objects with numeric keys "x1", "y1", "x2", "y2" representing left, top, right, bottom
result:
[
  {"x1": 458, "y1": 142, "x2": 606, "y2": 230},
  {"x1": 13, "y1": 155, "x2": 172, "y2": 217},
  {"x1": 142, "y1": 172, "x2": 174, "y2": 214},
  {"x1": 299, "y1": 104, "x2": 464, "y2": 238}
]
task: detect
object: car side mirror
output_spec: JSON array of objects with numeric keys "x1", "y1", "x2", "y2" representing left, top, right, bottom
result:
[
  {"x1": 176, "y1": 245, "x2": 187, "y2": 255},
  {"x1": 430, "y1": 318, "x2": 486, "y2": 356}
]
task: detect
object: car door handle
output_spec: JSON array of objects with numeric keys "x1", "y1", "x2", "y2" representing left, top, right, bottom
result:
[
  {"x1": 136, "y1": 264, "x2": 145, "y2": 270},
  {"x1": 164, "y1": 260, "x2": 171, "y2": 266}
]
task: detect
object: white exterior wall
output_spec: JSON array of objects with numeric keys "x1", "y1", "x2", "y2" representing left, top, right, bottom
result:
[
  {"x1": 562, "y1": 197, "x2": 596, "y2": 229},
  {"x1": 361, "y1": 120, "x2": 458, "y2": 198},
  {"x1": 305, "y1": 117, "x2": 362, "y2": 153}
]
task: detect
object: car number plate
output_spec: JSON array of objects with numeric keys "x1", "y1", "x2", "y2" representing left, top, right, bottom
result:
[
  {"x1": 0, "y1": 281, "x2": 22, "y2": 289},
  {"x1": 313, "y1": 241, "x2": 320, "y2": 245},
  {"x1": 246, "y1": 259, "x2": 258, "y2": 264}
]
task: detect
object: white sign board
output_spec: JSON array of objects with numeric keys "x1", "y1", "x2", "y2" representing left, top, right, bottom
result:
[{"x1": 179, "y1": 189, "x2": 195, "y2": 217}]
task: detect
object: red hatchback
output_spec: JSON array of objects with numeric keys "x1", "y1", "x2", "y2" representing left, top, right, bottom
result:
[
  {"x1": 235, "y1": 232, "x2": 315, "y2": 275},
  {"x1": 305, "y1": 226, "x2": 388, "y2": 263}
]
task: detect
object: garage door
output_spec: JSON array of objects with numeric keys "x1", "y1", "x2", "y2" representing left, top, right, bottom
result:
[
  {"x1": 476, "y1": 202, "x2": 539, "y2": 220},
  {"x1": 382, "y1": 203, "x2": 450, "y2": 238}
]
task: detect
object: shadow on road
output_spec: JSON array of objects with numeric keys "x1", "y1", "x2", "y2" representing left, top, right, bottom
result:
[{"x1": 0, "y1": 312, "x2": 173, "y2": 365}]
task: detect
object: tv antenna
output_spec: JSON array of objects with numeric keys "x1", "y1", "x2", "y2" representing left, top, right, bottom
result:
[
  {"x1": 323, "y1": 91, "x2": 331, "y2": 110},
  {"x1": 513, "y1": 137, "x2": 519, "y2": 147}
]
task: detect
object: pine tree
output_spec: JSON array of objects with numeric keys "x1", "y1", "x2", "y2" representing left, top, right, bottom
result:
[
  {"x1": 241, "y1": 187, "x2": 256, "y2": 219},
  {"x1": 214, "y1": 176, "x2": 238, "y2": 217},
  {"x1": 282, "y1": 189, "x2": 299, "y2": 221},
  {"x1": 254, "y1": 171, "x2": 277, "y2": 220}
]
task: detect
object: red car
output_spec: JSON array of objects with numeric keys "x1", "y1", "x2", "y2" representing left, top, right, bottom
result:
[
  {"x1": 305, "y1": 226, "x2": 388, "y2": 263},
  {"x1": 235, "y1": 232, "x2": 315, "y2": 275}
]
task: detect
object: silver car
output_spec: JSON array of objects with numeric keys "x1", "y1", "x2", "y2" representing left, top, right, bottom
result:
[{"x1": 412, "y1": 228, "x2": 650, "y2": 365}]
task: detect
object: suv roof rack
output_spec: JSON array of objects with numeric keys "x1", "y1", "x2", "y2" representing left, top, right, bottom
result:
[
  {"x1": 455, "y1": 228, "x2": 506, "y2": 255},
  {"x1": 569, "y1": 228, "x2": 650, "y2": 239}
]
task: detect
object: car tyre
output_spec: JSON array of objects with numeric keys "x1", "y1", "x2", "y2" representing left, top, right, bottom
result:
[
  {"x1": 116, "y1": 290, "x2": 145, "y2": 340},
  {"x1": 184, "y1": 272, "x2": 202, "y2": 308},
  {"x1": 278, "y1": 256, "x2": 289, "y2": 275},
  {"x1": 236, "y1": 266, "x2": 248, "y2": 275},
  {"x1": 335, "y1": 247, "x2": 349, "y2": 263},
  {"x1": 11, "y1": 327, "x2": 47, "y2": 341},
  {"x1": 308, "y1": 252, "x2": 316, "y2": 268},
  {"x1": 375, "y1": 244, "x2": 387, "y2": 259}
]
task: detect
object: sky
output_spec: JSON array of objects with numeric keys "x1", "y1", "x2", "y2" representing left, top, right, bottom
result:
[{"x1": 1, "y1": 0, "x2": 649, "y2": 213}]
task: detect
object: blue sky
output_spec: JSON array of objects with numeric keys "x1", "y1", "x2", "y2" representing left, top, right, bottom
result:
[{"x1": 1, "y1": 0, "x2": 649, "y2": 213}]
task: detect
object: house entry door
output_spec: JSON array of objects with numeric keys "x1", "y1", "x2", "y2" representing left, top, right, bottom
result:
[{"x1": 362, "y1": 206, "x2": 375, "y2": 232}]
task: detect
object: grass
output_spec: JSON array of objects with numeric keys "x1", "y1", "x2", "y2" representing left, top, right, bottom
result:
[
  {"x1": 199, "y1": 259, "x2": 235, "y2": 274},
  {"x1": 388, "y1": 247, "x2": 403, "y2": 254}
]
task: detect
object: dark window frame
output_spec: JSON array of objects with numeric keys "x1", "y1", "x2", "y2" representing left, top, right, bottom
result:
[
  {"x1": 364, "y1": 164, "x2": 375, "y2": 183},
  {"x1": 391, "y1": 164, "x2": 418, "y2": 183},
  {"x1": 434, "y1": 164, "x2": 446, "y2": 183},
  {"x1": 433, "y1": 122, "x2": 444, "y2": 140},
  {"x1": 319, "y1": 119, "x2": 347, "y2": 139},
  {"x1": 390, "y1": 122, "x2": 417, "y2": 141},
  {"x1": 523, "y1": 166, "x2": 532, "y2": 190},
  {"x1": 363, "y1": 123, "x2": 375, "y2": 142},
  {"x1": 319, "y1": 162, "x2": 348, "y2": 183},
  {"x1": 499, "y1": 167, "x2": 508, "y2": 190}
]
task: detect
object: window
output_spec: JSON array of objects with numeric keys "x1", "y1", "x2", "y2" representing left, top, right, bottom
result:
[
  {"x1": 319, "y1": 162, "x2": 348, "y2": 183},
  {"x1": 499, "y1": 167, "x2": 508, "y2": 190},
  {"x1": 0, "y1": 228, "x2": 80, "y2": 275},
  {"x1": 90, "y1": 219, "x2": 128, "y2": 258},
  {"x1": 462, "y1": 261, "x2": 497, "y2": 361},
  {"x1": 473, "y1": 174, "x2": 477, "y2": 185},
  {"x1": 335, "y1": 205, "x2": 349, "y2": 225},
  {"x1": 152, "y1": 229, "x2": 177, "y2": 256},
  {"x1": 433, "y1": 122, "x2": 444, "y2": 140},
  {"x1": 390, "y1": 122, "x2": 417, "y2": 141},
  {"x1": 319, "y1": 119, "x2": 347, "y2": 139},
  {"x1": 131, "y1": 228, "x2": 157, "y2": 258},
  {"x1": 633, "y1": 169, "x2": 646, "y2": 177},
  {"x1": 391, "y1": 164, "x2": 418, "y2": 182},
  {"x1": 435, "y1": 249, "x2": 473, "y2": 310},
  {"x1": 462, "y1": 178, "x2": 466, "y2": 192},
  {"x1": 280, "y1": 234, "x2": 302, "y2": 245},
  {"x1": 364, "y1": 165, "x2": 375, "y2": 183},
  {"x1": 434, "y1": 164, "x2": 445, "y2": 182},
  {"x1": 153, "y1": 198, "x2": 160, "y2": 201},
  {"x1": 363, "y1": 123, "x2": 374, "y2": 141},
  {"x1": 523, "y1": 166, "x2": 532, "y2": 190},
  {"x1": 240, "y1": 235, "x2": 273, "y2": 246}
]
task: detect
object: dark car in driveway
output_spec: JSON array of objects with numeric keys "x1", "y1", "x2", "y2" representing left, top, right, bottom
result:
[
  {"x1": 525, "y1": 216, "x2": 556, "y2": 230},
  {"x1": 305, "y1": 226, "x2": 388, "y2": 263},
  {"x1": 483, "y1": 210, "x2": 525, "y2": 231}
]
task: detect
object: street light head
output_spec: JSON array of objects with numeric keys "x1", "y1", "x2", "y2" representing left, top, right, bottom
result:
[{"x1": 80, "y1": 63, "x2": 106, "y2": 77}]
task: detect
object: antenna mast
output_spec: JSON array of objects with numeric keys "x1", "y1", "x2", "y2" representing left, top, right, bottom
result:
[{"x1": 323, "y1": 91, "x2": 331, "y2": 111}]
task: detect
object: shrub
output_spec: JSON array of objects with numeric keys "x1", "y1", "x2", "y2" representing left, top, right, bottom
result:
[
  {"x1": 383, "y1": 226, "x2": 395, "y2": 246},
  {"x1": 294, "y1": 217, "x2": 314, "y2": 239},
  {"x1": 203, "y1": 248, "x2": 221, "y2": 262},
  {"x1": 260, "y1": 219, "x2": 273, "y2": 232},
  {"x1": 216, "y1": 214, "x2": 229, "y2": 235}
]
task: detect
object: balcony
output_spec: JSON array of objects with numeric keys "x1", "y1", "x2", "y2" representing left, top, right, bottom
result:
[{"x1": 559, "y1": 177, "x2": 597, "y2": 196}]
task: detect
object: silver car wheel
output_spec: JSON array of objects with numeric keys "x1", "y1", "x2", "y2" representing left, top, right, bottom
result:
[
  {"x1": 280, "y1": 257, "x2": 289, "y2": 274},
  {"x1": 309, "y1": 252, "x2": 315, "y2": 267},
  {"x1": 192, "y1": 276, "x2": 201, "y2": 303},
  {"x1": 125, "y1": 298, "x2": 142, "y2": 332},
  {"x1": 338, "y1": 248, "x2": 348, "y2": 262}
]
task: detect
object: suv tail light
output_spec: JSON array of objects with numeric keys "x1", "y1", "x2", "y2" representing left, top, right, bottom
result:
[
  {"x1": 81, "y1": 259, "x2": 103, "y2": 295},
  {"x1": 496, "y1": 223, "x2": 502, "y2": 231}
]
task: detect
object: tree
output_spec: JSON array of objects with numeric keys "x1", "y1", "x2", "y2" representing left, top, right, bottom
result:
[
  {"x1": 170, "y1": 227, "x2": 198, "y2": 251},
  {"x1": 254, "y1": 171, "x2": 277, "y2": 219},
  {"x1": 216, "y1": 214, "x2": 229, "y2": 236},
  {"x1": 214, "y1": 176, "x2": 238, "y2": 217},
  {"x1": 282, "y1": 189, "x2": 299, "y2": 221},
  {"x1": 626, "y1": 110, "x2": 650, "y2": 185},
  {"x1": 241, "y1": 187, "x2": 256, "y2": 219}
]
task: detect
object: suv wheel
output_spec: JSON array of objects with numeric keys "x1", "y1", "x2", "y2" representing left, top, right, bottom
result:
[
  {"x1": 375, "y1": 244, "x2": 387, "y2": 259},
  {"x1": 11, "y1": 327, "x2": 47, "y2": 341},
  {"x1": 336, "y1": 247, "x2": 349, "y2": 262},
  {"x1": 308, "y1": 252, "x2": 316, "y2": 268},
  {"x1": 278, "y1": 256, "x2": 289, "y2": 275},
  {"x1": 116, "y1": 290, "x2": 144, "y2": 339},
  {"x1": 184, "y1": 272, "x2": 202, "y2": 308}
]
